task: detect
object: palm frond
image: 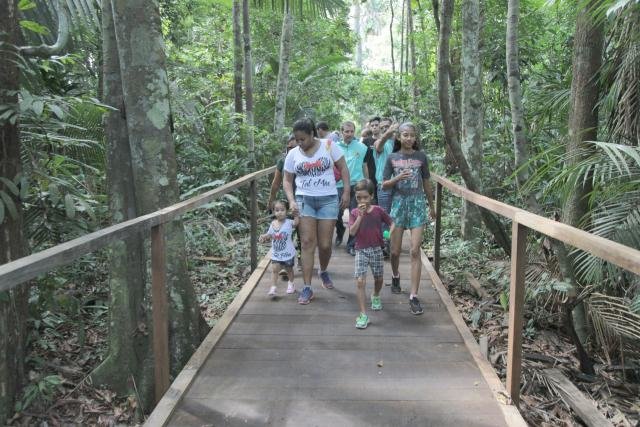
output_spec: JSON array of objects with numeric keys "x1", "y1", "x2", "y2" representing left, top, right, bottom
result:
[{"x1": 589, "y1": 292, "x2": 640, "y2": 342}]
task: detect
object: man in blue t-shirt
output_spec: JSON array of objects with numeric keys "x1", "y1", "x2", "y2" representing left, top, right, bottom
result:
[{"x1": 336, "y1": 121, "x2": 369, "y2": 255}]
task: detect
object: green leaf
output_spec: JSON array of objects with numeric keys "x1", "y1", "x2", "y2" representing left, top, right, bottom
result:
[
  {"x1": 49, "y1": 183, "x2": 60, "y2": 205},
  {"x1": 0, "y1": 191, "x2": 18, "y2": 220},
  {"x1": 48, "y1": 104, "x2": 65, "y2": 120},
  {"x1": 64, "y1": 194, "x2": 75, "y2": 219},
  {"x1": 0, "y1": 177, "x2": 20, "y2": 196},
  {"x1": 18, "y1": 0, "x2": 36, "y2": 10},
  {"x1": 19, "y1": 20, "x2": 51, "y2": 35},
  {"x1": 31, "y1": 100, "x2": 44, "y2": 117},
  {"x1": 499, "y1": 292, "x2": 509, "y2": 312}
]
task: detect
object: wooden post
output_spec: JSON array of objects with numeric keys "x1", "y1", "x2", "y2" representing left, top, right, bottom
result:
[
  {"x1": 506, "y1": 221, "x2": 527, "y2": 406},
  {"x1": 151, "y1": 223, "x2": 170, "y2": 403},
  {"x1": 249, "y1": 179, "x2": 258, "y2": 271},
  {"x1": 434, "y1": 181, "x2": 443, "y2": 274}
]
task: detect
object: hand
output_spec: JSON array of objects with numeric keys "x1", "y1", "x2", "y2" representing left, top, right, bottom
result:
[
  {"x1": 428, "y1": 206, "x2": 436, "y2": 221},
  {"x1": 289, "y1": 201, "x2": 300, "y2": 217},
  {"x1": 396, "y1": 169, "x2": 412, "y2": 181},
  {"x1": 341, "y1": 193, "x2": 350, "y2": 211},
  {"x1": 358, "y1": 203, "x2": 367, "y2": 216}
]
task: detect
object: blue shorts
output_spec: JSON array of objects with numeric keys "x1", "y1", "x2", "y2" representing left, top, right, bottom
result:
[
  {"x1": 273, "y1": 257, "x2": 295, "y2": 267},
  {"x1": 390, "y1": 195, "x2": 428, "y2": 229},
  {"x1": 295, "y1": 194, "x2": 339, "y2": 220}
]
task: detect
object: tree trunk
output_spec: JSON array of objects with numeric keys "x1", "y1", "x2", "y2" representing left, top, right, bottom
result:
[
  {"x1": 232, "y1": 0, "x2": 244, "y2": 119},
  {"x1": 561, "y1": 0, "x2": 603, "y2": 348},
  {"x1": 273, "y1": 9, "x2": 293, "y2": 134},
  {"x1": 400, "y1": 0, "x2": 405, "y2": 78},
  {"x1": 408, "y1": 1, "x2": 419, "y2": 115},
  {"x1": 353, "y1": 0, "x2": 362, "y2": 70},
  {"x1": 438, "y1": 0, "x2": 511, "y2": 254},
  {"x1": 506, "y1": 0, "x2": 529, "y2": 188},
  {"x1": 460, "y1": 0, "x2": 483, "y2": 239},
  {"x1": 89, "y1": 0, "x2": 154, "y2": 410},
  {"x1": 0, "y1": 1, "x2": 29, "y2": 422},
  {"x1": 110, "y1": 0, "x2": 205, "y2": 376},
  {"x1": 390, "y1": 0, "x2": 396, "y2": 102},
  {"x1": 242, "y1": 0, "x2": 255, "y2": 166}
]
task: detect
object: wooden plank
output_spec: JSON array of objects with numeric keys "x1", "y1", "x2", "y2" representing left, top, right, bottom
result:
[
  {"x1": 145, "y1": 253, "x2": 271, "y2": 426},
  {"x1": 0, "y1": 167, "x2": 276, "y2": 292},
  {"x1": 434, "y1": 181, "x2": 442, "y2": 274},
  {"x1": 506, "y1": 222, "x2": 527, "y2": 406},
  {"x1": 422, "y1": 251, "x2": 528, "y2": 427},
  {"x1": 543, "y1": 368, "x2": 613, "y2": 427},
  {"x1": 431, "y1": 174, "x2": 520, "y2": 220},
  {"x1": 514, "y1": 210, "x2": 640, "y2": 277},
  {"x1": 169, "y1": 399, "x2": 507, "y2": 427},
  {"x1": 151, "y1": 223, "x2": 170, "y2": 404},
  {"x1": 217, "y1": 334, "x2": 465, "y2": 350}
]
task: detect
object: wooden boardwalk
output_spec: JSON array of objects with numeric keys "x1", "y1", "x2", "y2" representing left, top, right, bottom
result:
[{"x1": 149, "y1": 237, "x2": 526, "y2": 426}]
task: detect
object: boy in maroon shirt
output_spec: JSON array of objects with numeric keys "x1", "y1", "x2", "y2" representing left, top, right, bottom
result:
[{"x1": 349, "y1": 179, "x2": 393, "y2": 329}]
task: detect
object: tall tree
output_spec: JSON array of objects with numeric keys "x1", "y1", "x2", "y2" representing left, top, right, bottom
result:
[
  {"x1": 506, "y1": 0, "x2": 528, "y2": 188},
  {"x1": 273, "y1": 6, "x2": 293, "y2": 133},
  {"x1": 438, "y1": 0, "x2": 511, "y2": 254},
  {"x1": 242, "y1": 0, "x2": 255, "y2": 165},
  {"x1": 460, "y1": 0, "x2": 483, "y2": 239},
  {"x1": 232, "y1": 0, "x2": 244, "y2": 119},
  {"x1": 90, "y1": 0, "x2": 154, "y2": 408},
  {"x1": 0, "y1": 1, "x2": 29, "y2": 422},
  {"x1": 560, "y1": 0, "x2": 603, "y2": 366},
  {"x1": 109, "y1": 0, "x2": 205, "y2": 377}
]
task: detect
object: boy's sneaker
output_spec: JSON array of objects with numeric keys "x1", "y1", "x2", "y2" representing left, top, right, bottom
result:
[
  {"x1": 268, "y1": 286, "x2": 277, "y2": 298},
  {"x1": 355, "y1": 313, "x2": 370, "y2": 329},
  {"x1": 298, "y1": 286, "x2": 314, "y2": 305},
  {"x1": 286, "y1": 283, "x2": 296, "y2": 294},
  {"x1": 391, "y1": 277, "x2": 401, "y2": 294},
  {"x1": 319, "y1": 271, "x2": 334, "y2": 289},
  {"x1": 409, "y1": 297, "x2": 424, "y2": 315},
  {"x1": 371, "y1": 295, "x2": 382, "y2": 311}
]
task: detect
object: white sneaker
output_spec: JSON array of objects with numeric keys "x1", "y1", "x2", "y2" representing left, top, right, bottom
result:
[
  {"x1": 286, "y1": 283, "x2": 296, "y2": 294},
  {"x1": 268, "y1": 286, "x2": 277, "y2": 297}
]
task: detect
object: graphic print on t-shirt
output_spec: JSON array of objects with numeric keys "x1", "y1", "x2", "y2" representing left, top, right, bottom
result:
[
  {"x1": 391, "y1": 158, "x2": 423, "y2": 192},
  {"x1": 268, "y1": 219, "x2": 296, "y2": 261}
]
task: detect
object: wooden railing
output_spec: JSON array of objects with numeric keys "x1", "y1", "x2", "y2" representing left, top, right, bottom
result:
[
  {"x1": 431, "y1": 173, "x2": 640, "y2": 406},
  {"x1": 0, "y1": 166, "x2": 275, "y2": 403}
]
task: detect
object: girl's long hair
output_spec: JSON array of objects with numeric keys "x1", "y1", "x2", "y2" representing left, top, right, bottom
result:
[{"x1": 392, "y1": 122, "x2": 420, "y2": 152}]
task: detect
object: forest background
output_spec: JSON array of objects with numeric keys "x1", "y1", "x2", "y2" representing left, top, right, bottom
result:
[{"x1": 0, "y1": 0, "x2": 639, "y2": 424}]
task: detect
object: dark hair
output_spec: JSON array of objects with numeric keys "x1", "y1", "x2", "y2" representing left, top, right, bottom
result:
[
  {"x1": 380, "y1": 117, "x2": 392, "y2": 124},
  {"x1": 292, "y1": 118, "x2": 318, "y2": 137},
  {"x1": 316, "y1": 121, "x2": 330, "y2": 131},
  {"x1": 392, "y1": 122, "x2": 420, "y2": 152},
  {"x1": 354, "y1": 179, "x2": 375, "y2": 195},
  {"x1": 273, "y1": 199, "x2": 289, "y2": 210},
  {"x1": 369, "y1": 116, "x2": 381, "y2": 124},
  {"x1": 341, "y1": 121, "x2": 355, "y2": 131}
]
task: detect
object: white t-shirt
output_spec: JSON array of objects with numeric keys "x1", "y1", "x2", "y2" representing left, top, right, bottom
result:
[
  {"x1": 267, "y1": 218, "x2": 296, "y2": 262},
  {"x1": 283, "y1": 139, "x2": 344, "y2": 197}
]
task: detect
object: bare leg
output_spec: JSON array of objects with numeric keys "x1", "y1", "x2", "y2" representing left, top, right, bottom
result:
[
  {"x1": 299, "y1": 216, "x2": 318, "y2": 286},
  {"x1": 373, "y1": 276, "x2": 383, "y2": 296},
  {"x1": 390, "y1": 224, "x2": 404, "y2": 277},
  {"x1": 286, "y1": 265, "x2": 294, "y2": 284},
  {"x1": 409, "y1": 226, "x2": 424, "y2": 296},
  {"x1": 270, "y1": 262, "x2": 279, "y2": 289},
  {"x1": 317, "y1": 219, "x2": 336, "y2": 271},
  {"x1": 356, "y1": 276, "x2": 367, "y2": 314}
]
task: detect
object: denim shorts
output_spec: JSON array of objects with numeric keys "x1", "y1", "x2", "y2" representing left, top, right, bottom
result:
[
  {"x1": 390, "y1": 194, "x2": 428, "y2": 229},
  {"x1": 295, "y1": 194, "x2": 339, "y2": 220},
  {"x1": 273, "y1": 257, "x2": 295, "y2": 267}
]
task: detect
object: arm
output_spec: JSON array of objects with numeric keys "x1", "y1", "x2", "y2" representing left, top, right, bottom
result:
[
  {"x1": 382, "y1": 170, "x2": 411, "y2": 190},
  {"x1": 362, "y1": 161, "x2": 369, "y2": 179},
  {"x1": 349, "y1": 211, "x2": 364, "y2": 236},
  {"x1": 258, "y1": 233, "x2": 272, "y2": 243},
  {"x1": 423, "y1": 178, "x2": 436, "y2": 220},
  {"x1": 334, "y1": 157, "x2": 350, "y2": 210},
  {"x1": 267, "y1": 169, "x2": 283, "y2": 210},
  {"x1": 292, "y1": 216, "x2": 299, "y2": 228},
  {"x1": 283, "y1": 171, "x2": 298, "y2": 216},
  {"x1": 373, "y1": 123, "x2": 398, "y2": 153}
]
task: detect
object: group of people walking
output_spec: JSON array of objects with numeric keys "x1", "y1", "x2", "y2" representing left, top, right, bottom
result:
[{"x1": 262, "y1": 117, "x2": 435, "y2": 329}]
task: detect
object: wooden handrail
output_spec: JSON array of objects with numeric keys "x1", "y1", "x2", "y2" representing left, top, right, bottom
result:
[
  {"x1": 0, "y1": 165, "x2": 275, "y2": 403},
  {"x1": 0, "y1": 166, "x2": 275, "y2": 292},
  {"x1": 431, "y1": 173, "x2": 640, "y2": 407}
]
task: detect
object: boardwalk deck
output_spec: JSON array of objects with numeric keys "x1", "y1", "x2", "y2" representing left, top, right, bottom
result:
[{"x1": 153, "y1": 236, "x2": 525, "y2": 426}]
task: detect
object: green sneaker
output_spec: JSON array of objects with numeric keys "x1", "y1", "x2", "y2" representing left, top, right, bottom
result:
[
  {"x1": 355, "y1": 313, "x2": 370, "y2": 329},
  {"x1": 371, "y1": 295, "x2": 382, "y2": 311}
]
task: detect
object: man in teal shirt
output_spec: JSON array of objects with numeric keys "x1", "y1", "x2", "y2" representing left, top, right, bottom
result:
[{"x1": 336, "y1": 121, "x2": 369, "y2": 255}]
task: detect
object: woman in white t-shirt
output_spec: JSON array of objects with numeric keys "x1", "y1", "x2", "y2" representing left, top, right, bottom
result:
[{"x1": 283, "y1": 118, "x2": 350, "y2": 305}]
